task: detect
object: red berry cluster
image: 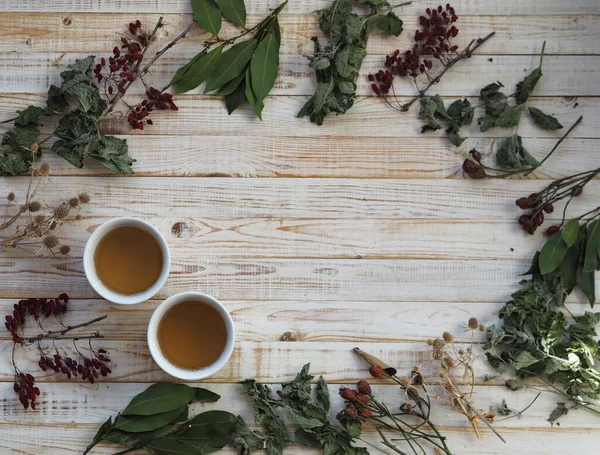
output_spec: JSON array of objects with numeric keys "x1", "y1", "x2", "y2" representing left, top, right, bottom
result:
[
  {"x1": 5, "y1": 294, "x2": 69, "y2": 344},
  {"x1": 517, "y1": 193, "x2": 563, "y2": 235},
  {"x1": 369, "y1": 4, "x2": 459, "y2": 95},
  {"x1": 337, "y1": 380, "x2": 373, "y2": 421},
  {"x1": 39, "y1": 348, "x2": 111, "y2": 384},
  {"x1": 93, "y1": 20, "x2": 147, "y2": 96},
  {"x1": 127, "y1": 87, "x2": 178, "y2": 130},
  {"x1": 14, "y1": 373, "x2": 40, "y2": 410}
]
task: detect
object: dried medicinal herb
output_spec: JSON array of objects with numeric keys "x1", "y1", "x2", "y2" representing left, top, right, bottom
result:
[{"x1": 298, "y1": 0, "x2": 408, "y2": 125}]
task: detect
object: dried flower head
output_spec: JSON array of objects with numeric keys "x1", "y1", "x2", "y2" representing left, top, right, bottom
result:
[
  {"x1": 479, "y1": 323, "x2": 486, "y2": 332},
  {"x1": 442, "y1": 331, "x2": 454, "y2": 343},
  {"x1": 468, "y1": 317, "x2": 479, "y2": 330},
  {"x1": 34, "y1": 215, "x2": 46, "y2": 224},
  {"x1": 42, "y1": 235, "x2": 59, "y2": 249},
  {"x1": 78, "y1": 193, "x2": 91, "y2": 204},
  {"x1": 28, "y1": 201, "x2": 42, "y2": 213},
  {"x1": 39, "y1": 163, "x2": 50, "y2": 174},
  {"x1": 7, "y1": 192, "x2": 15, "y2": 202},
  {"x1": 443, "y1": 357, "x2": 454, "y2": 368},
  {"x1": 357, "y1": 380, "x2": 372, "y2": 396},
  {"x1": 68, "y1": 197, "x2": 80, "y2": 208},
  {"x1": 53, "y1": 204, "x2": 70, "y2": 220},
  {"x1": 59, "y1": 245, "x2": 71, "y2": 255},
  {"x1": 30, "y1": 143, "x2": 39, "y2": 153}
]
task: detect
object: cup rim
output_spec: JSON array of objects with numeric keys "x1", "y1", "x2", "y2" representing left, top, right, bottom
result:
[
  {"x1": 147, "y1": 292, "x2": 235, "y2": 380},
  {"x1": 83, "y1": 217, "x2": 171, "y2": 305}
]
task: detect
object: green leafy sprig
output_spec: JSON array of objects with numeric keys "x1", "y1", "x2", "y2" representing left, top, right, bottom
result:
[
  {"x1": 298, "y1": 0, "x2": 410, "y2": 125},
  {"x1": 84, "y1": 383, "x2": 264, "y2": 455},
  {"x1": 170, "y1": 0, "x2": 287, "y2": 118}
]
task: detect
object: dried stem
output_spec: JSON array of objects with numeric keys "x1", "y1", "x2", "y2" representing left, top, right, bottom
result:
[
  {"x1": 23, "y1": 316, "x2": 107, "y2": 343},
  {"x1": 398, "y1": 32, "x2": 496, "y2": 112}
]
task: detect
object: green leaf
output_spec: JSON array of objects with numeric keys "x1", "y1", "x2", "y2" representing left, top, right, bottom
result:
[
  {"x1": 562, "y1": 219, "x2": 580, "y2": 247},
  {"x1": 334, "y1": 45, "x2": 352, "y2": 78},
  {"x1": 230, "y1": 416, "x2": 265, "y2": 455},
  {"x1": 191, "y1": 0, "x2": 222, "y2": 36},
  {"x1": 216, "y1": 0, "x2": 246, "y2": 27},
  {"x1": 539, "y1": 232, "x2": 570, "y2": 275},
  {"x1": 374, "y1": 12, "x2": 403, "y2": 36},
  {"x1": 245, "y1": 66, "x2": 264, "y2": 119},
  {"x1": 583, "y1": 220, "x2": 600, "y2": 273},
  {"x1": 529, "y1": 107, "x2": 563, "y2": 130},
  {"x1": 504, "y1": 379, "x2": 523, "y2": 391},
  {"x1": 480, "y1": 81, "x2": 504, "y2": 99},
  {"x1": 251, "y1": 33, "x2": 280, "y2": 104},
  {"x1": 194, "y1": 388, "x2": 221, "y2": 403},
  {"x1": 91, "y1": 417, "x2": 113, "y2": 446},
  {"x1": 44, "y1": 85, "x2": 69, "y2": 115},
  {"x1": 338, "y1": 81, "x2": 355, "y2": 94},
  {"x1": 557, "y1": 243, "x2": 580, "y2": 294},
  {"x1": 344, "y1": 420, "x2": 362, "y2": 438},
  {"x1": 15, "y1": 106, "x2": 43, "y2": 127},
  {"x1": 169, "y1": 51, "x2": 206, "y2": 89},
  {"x1": 225, "y1": 81, "x2": 247, "y2": 114},
  {"x1": 52, "y1": 139, "x2": 91, "y2": 168},
  {"x1": 516, "y1": 67, "x2": 543, "y2": 105},
  {"x1": 513, "y1": 351, "x2": 540, "y2": 371},
  {"x1": 447, "y1": 128, "x2": 466, "y2": 146},
  {"x1": 312, "y1": 57, "x2": 331, "y2": 70},
  {"x1": 315, "y1": 376, "x2": 330, "y2": 412},
  {"x1": 547, "y1": 402, "x2": 569, "y2": 424},
  {"x1": 105, "y1": 426, "x2": 174, "y2": 447},
  {"x1": 577, "y1": 267, "x2": 596, "y2": 306},
  {"x1": 1, "y1": 125, "x2": 40, "y2": 156},
  {"x1": 122, "y1": 383, "x2": 196, "y2": 416},
  {"x1": 0, "y1": 155, "x2": 31, "y2": 176},
  {"x1": 145, "y1": 436, "x2": 201, "y2": 455},
  {"x1": 178, "y1": 411, "x2": 236, "y2": 453},
  {"x1": 89, "y1": 135, "x2": 135, "y2": 175},
  {"x1": 494, "y1": 105, "x2": 522, "y2": 128},
  {"x1": 294, "y1": 429, "x2": 322, "y2": 448},
  {"x1": 446, "y1": 99, "x2": 474, "y2": 127},
  {"x1": 114, "y1": 407, "x2": 187, "y2": 433},
  {"x1": 496, "y1": 134, "x2": 540, "y2": 170},
  {"x1": 478, "y1": 114, "x2": 498, "y2": 133},
  {"x1": 205, "y1": 39, "x2": 258, "y2": 93},
  {"x1": 176, "y1": 46, "x2": 223, "y2": 94},
  {"x1": 215, "y1": 72, "x2": 245, "y2": 96}
]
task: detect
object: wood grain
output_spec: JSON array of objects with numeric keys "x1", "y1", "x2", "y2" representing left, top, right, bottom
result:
[{"x1": 2, "y1": 13, "x2": 598, "y2": 55}]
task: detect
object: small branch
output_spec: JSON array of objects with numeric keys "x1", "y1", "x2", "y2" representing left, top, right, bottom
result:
[
  {"x1": 497, "y1": 392, "x2": 542, "y2": 421},
  {"x1": 24, "y1": 315, "x2": 107, "y2": 343},
  {"x1": 524, "y1": 115, "x2": 583, "y2": 176},
  {"x1": 1, "y1": 116, "x2": 18, "y2": 125},
  {"x1": 398, "y1": 32, "x2": 496, "y2": 112},
  {"x1": 29, "y1": 333, "x2": 105, "y2": 342}
]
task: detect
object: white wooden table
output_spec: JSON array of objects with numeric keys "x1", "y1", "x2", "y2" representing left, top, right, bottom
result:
[{"x1": 1, "y1": 1, "x2": 600, "y2": 454}]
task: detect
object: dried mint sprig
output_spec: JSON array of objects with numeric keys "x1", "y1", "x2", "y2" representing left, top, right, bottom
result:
[{"x1": 298, "y1": 0, "x2": 411, "y2": 125}]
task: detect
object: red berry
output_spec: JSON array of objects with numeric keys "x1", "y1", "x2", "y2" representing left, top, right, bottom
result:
[
  {"x1": 546, "y1": 225, "x2": 560, "y2": 236},
  {"x1": 358, "y1": 408, "x2": 372, "y2": 419},
  {"x1": 356, "y1": 394, "x2": 371, "y2": 405},
  {"x1": 543, "y1": 203, "x2": 554, "y2": 214},
  {"x1": 357, "y1": 380, "x2": 372, "y2": 396},
  {"x1": 369, "y1": 365, "x2": 384, "y2": 378},
  {"x1": 339, "y1": 387, "x2": 358, "y2": 400},
  {"x1": 534, "y1": 212, "x2": 544, "y2": 226},
  {"x1": 573, "y1": 187, "x2": 583, "y2": 197}
]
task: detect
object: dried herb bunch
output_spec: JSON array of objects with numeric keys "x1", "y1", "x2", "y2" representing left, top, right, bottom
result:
[
  {"x1": 5, "y1": 293, "x2": 110, "y2": 409},
  {"x1": 369, "y1": 4, "x2": 495, "y2": 113},
  {"x1": 1, "y1": 164, "x2": 90, "y2": 256},
  {"x1": 298, "y1": 0, "x2": 410, "y2": 125}
]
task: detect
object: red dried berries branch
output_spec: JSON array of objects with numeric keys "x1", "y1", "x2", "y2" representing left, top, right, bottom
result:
[
  {"x1": 5, "y1": 294, "x2": 110, "y2": 409},
  {"x1": 515, "y1": 168, "x2": 600, "y2": 235},
  {"x1": 369, "y1": 4, "x2": 495, "y2": 112}
]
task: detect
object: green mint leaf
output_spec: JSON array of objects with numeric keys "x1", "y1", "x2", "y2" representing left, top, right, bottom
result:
[
  {"x1": 122, "y1": 383, "x2": 196, "y2": 416},
  {"x1": 516, "y1": 67, "x2": 542, "y2": 105},
  {"x1": 480, "y1": 81, "x2": 504, "y2": 100},
  {"x1": 176, "y1": 46, "x2": 223, "y2": 94},
  {"x1": 44, "y1": 85, "x2": 69, "y2": 115},
  {"x1": 216, "y1": 0, "x2": 247, "y2": 27},
  {"x1": 344, "y1": 420, "x2": 362, "y2": 438},
  {"x1": 547, "y1": 402, "x2": 569, "y2": 425},
  {"x1": 528, "y1": 107, "x2": 563, "y2": 130},
  {"x1": 52, "y1": 139, "x2": 89, "y2": 169},
  {"x1": 114, "y1": 407, "x2": 187, "y2": 433},
  {"x1": 539, "y1": 231, "x2": 570, "y2": 275},
  {"x1": 205, "y1": 39, "x2": 258, "y2": 93},
  {"x1": 497, "y1": 399, "x2": 513, "y2": 416},
  {"x1": 334, "y1": 45, "x2": 352, "y2": 78},
  {"x1": 338, "y1": 81, "x2": 355, "y2": 94},
  {"x1": 446, "y1": 99, "x2": 474, "y2": 127},
  {"x1": 89, "y1": 135, "x2": 135, "y2": 175},
  {"x1": 315, "y1": 376, "x2": 330, "y2": 412},
  {"x1": 191, "y1": 0, "x2": 222, "y2": 35},
  {"x1": 496, "y1": 134, "x2": 540, "y2": 169},
  {"x1": 512, "y1": 350, "x2": 541, "y2": 371},
  {"x1": 1, "y1": 125, "x2": 39, "y2": 156},
  {"x1": 294, "y1": 428, "x2": 323, "y2": 448},
  {"x1": 561, "y1": 219, "x2": 580, "y2": 247},
  {"x1": 312, "y1": 57, "x2": 331, "y2": 70},
  {"x1": 447, "y1": 127, "x2": 466, "y2": 146},
  {"x1": 0, "y1": 155, "x2": 31, "y2": 176},
  {"x1": 374, "y1": 12, "x2": 403, "y2": 36},
  {"x1": 504, "y1": 379, "x2": 523, "y2": 391},
  {"x1": 251, "y1": 33, "x2": 280, "y2": 104},
  {"x1": 478, "y1": 114, "x2": 498, "y2": 132},
  {"x1": 230, "y1": 415, "x2": 265, "y2": 455},
  {"x1": 15, "y1": 106, "x2": 43, "y2": 127},
  {"x1": 494, "y1": 105, "x2": 522, "y2": 128}
]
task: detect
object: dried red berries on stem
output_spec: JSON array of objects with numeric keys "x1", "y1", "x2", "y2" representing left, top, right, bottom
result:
[
  {"x1": 369, "y1": 4, "x2": 495, "y2": 112},
  {"x1": 5, "y1": 294, "x2": 110, "y2": 409}
]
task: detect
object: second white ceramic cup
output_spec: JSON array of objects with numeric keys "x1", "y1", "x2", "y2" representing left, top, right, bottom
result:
[
  {"x1": 147, "y1": 292, "x2": 236, "y2": 380},
  {"x1": 83, "y1": 217, "x2": 171, "y2": 305}
]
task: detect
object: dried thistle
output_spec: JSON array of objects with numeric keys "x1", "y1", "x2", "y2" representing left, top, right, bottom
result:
[{"x1": 1, "y1": 166, "x2": 91, "y2": 256}]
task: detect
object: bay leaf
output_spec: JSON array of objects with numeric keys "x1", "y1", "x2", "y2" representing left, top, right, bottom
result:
[
  {"x1": 191, "y1": 0, "x2": 222, "y2": 36},
  {"x1": 90, "y1": 416, "x2": 113, "y2": 446},
  {"x1": 245, "y1": 66, "x2": 264, "y2": 119},
  {"x1": 216, "y1": 72, "x2": 245, "y2": 96},
  {"x1": 216, "y1": 0, "x2": 246, "y2": 27},
  {"x1": 251, "y1": 33, "x2": 280, "y2": 104},
  {"x1": 178, "y1": 410, "x2": 236, "y2": 453},
  {"x1": 114, "y1": 407, "x2": 187, "y2": 433},
  {"x1": 561, "y1": 219, "x2": 580, "y2": 247},
  {"x1": 557, "y1": 240, "x2": 580, "y2": 293},
  {"x1": 169, "y1": 51, "x2": 206, "y2": 89},
  {"x1": 225, "y1": 80, "x2": 247, "y2": 114},
  {"x1": 145, "y1": 436, "x2": 200, "y2": 455},
  {"x1": 539, "y1": 232, "x2": 569, "y2": 275},
  {"x1": 122, "y1": 383, "x2": 196, "y2": 416},
  {"x1": 577, "y1": 266, "x2": 596, "y2": 306},
  {"x1": 583, "y1": 219, "x2": 600, "y2": 272},
  {"x1": 205, "y1": 39, "x2": 258, "y2": 93},
  {"x1": 176, "y1": 46, "x2": 223, "y2": 94},
  {"x1": 193, "y1": 388, "x2": 221, "y2": 403},
  {"x1": 529, "y1": 107, "x2": 563, "y2": 130}
]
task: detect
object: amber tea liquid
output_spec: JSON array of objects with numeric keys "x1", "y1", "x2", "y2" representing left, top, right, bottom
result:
[
  {"x1": 94, "y1": 226, "x2": 163, "y2": 294},
  {"x1": 157, "y1": 300, "x2": 228, "y2": 370}
]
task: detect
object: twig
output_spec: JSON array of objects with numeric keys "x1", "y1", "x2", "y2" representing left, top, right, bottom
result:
[
  {"x1": 24, "y1": 315, "x2": 107, "y2": 343},
  {"x1": 497, "y1": 392, "x2": 542, "y2": 421},
  {"x1": 28, "y1": 333, "x2": 105, "y2": 342},
  {"x1": 398, "y1": 31, "x2": 496, "y2": 112}
]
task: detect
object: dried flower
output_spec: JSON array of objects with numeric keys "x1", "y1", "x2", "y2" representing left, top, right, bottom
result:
[
  {"x1": 7, "y1": 192, "x2": 15, "y2": 202},
  {"x1": 339, "y1": 387, "x2": 358, "y2": 401},
  {"x1": 78, "y1": 193, "x2": 91, "y2": 204},
  {"x1": 27, "y1": 201, "x2": 42, "y2": 212},
  {"x1": 442, "y1": 331, "x2": 454, "y2": 343},
  {"x1": 357, "y1": 380, "x2": 372, "y2": 396},
  {"x1": 369, "y1": 365, "x2": 384, "y2": 378},
  {"x1": 42, "y1": 235, "x2": 59, "y2": 249},
  {"x1": 356, "y1": 393, "x2": 371, "y2": 405},
  {"x1": 358, "y1": 407, "x2": 372, "y2": 419},
  {"x1": 53, "y1": 204, "x2": 70, "y2": 220},
  {"x1": 68, "y1": 198, "x2": 80, "y2": 208},
  {"x1": 59, "y1": 245, "x2": 71, "y2": 255},
  {"x1": 39, "y1": 163, "x2": 50, "y2": 174},
  {"x1": 479, "y1": 323, "x2": 486, "y2": 332},
  {"x1": 468, "y1": 317, "x2": 479, "y2": 330}
]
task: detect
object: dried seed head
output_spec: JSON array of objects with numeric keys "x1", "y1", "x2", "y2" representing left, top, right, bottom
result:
[
  {"x1": 68, "y1": 197, "x2": 80, "y2": 208},
  {"x1": 443, "y1": 357, "x2": 454, "y2": 368},
  {"x1": 59, "y1": 245, "x2": 71, "y2": 255},
  {"x1": 30, "y1": 143, "x2": 39, "y2": 153},
  {"x1": 39, "y1": 163, "x2": 50, "y2": 174},
  {"x1": 53, "y1": 204, "x2": 70, "y2": 220},
  {"x1": 78, "y1": 193, "x2": 91, "y2": 204},
  {"x1": 28, "y1": 201, "x2": 42, "y2": 212},
  {"x1": 468, "y1": 317, "x2": 479, "y2": 330},
  {"x1": 42, "y1": 235, "x2": 59, "y2": 249},
  {"x1": 20, "y1": 204, "x2": 28, "y2": 213},
  {"x1": 458, "y1": 348, "x2": 465, "y2": 355},
  {"x1": 442, "y1": 331, "x2": 454, "y2": 343},
  {"x1": 426, "y1": 339, "x2": 434, "y2": 346},
  {"x1": 7, "y1": 192, "x2": 15, "y2": 202},
  {"x1": 398, "y1": 377, "x2": 411, "y2": 389},
  {"x1": 34, "y1": 215, "x2": 46, "y2": 224},
  {"x1": 479, "y1": 323, "x2": 486, "y2": 332},
  {"x1": 432, "y1": 338, "x2": 445, "y2": 349},
  {"x1": 75, "y1": 214, "x2": 82, "y2": 220}
]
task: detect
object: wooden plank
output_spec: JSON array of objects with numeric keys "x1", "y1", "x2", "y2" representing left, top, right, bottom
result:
[
  {"x1": 1, "y1": 177, "x2": 598, "y2": 221},
  {"x1": 3, "y1": 0, "x2": 597, "y2": 15},
  {"x1": 1, "y1": 382, "x2": 597, "y2": 429},
  {"x1": 1, "y1": 53, "x2": 599, "y2": 97},
  {"x1": 1, "y1": 135, "x2": 597, "y2": 179},
  {"x1": 0, "y1": 94, "x2": 591, "y2": 139},
  {"x1": 1, "y1": 423, "x2": 598, "y2": 455},
  {"x1": 2, "y1": 13, "x2": 598, "y2": 55}
]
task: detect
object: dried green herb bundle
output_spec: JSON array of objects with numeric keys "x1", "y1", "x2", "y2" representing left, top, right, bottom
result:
[{"x1": 298, "y1": 0, "x2": 408, "y2": 125}]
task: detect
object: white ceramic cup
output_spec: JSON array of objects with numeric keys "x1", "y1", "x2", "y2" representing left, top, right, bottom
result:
[
  {"x1": 83, "y1": 217, "x2": 171, "y2": 305},
  {"x1": 147, "y1": 292, "x2": 235, "y2": 380}
]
